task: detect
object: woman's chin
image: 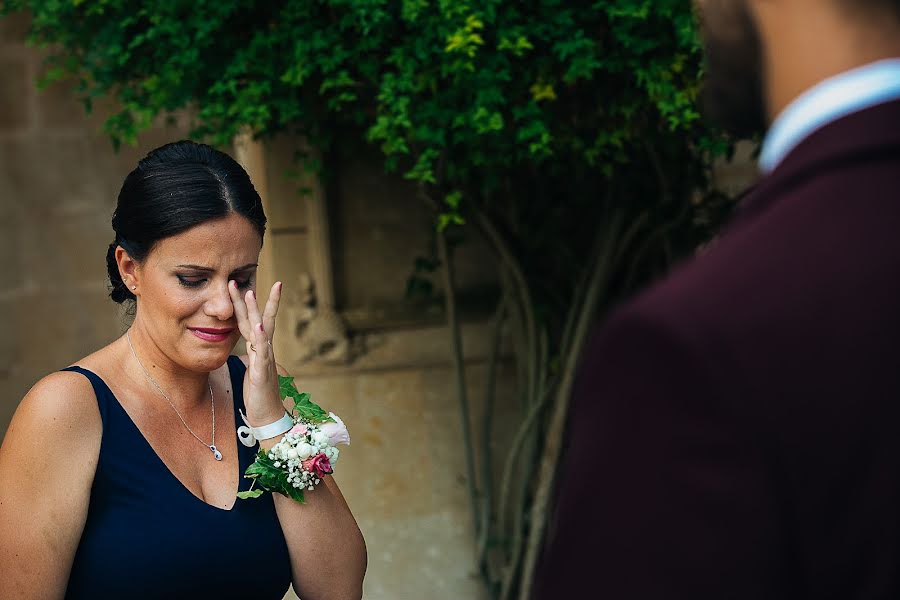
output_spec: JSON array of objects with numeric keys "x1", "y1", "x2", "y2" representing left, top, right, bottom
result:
[{"x1": 189, "y1": 343, "x2": 237, "y2": 371}]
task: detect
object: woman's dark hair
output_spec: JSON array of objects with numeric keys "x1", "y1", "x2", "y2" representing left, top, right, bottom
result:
[{"x1": 106, "y1": 140, "x2": 266, "y2": 304}]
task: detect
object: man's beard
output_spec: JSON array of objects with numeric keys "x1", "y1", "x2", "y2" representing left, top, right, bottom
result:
[{"x1": 698, "y1": 1, "x2": 768, "y2": 138}]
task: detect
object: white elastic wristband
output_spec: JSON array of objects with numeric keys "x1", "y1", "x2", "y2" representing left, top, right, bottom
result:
[{"x1": 236, "y1": 409, "x2": 294, "y2": 447}]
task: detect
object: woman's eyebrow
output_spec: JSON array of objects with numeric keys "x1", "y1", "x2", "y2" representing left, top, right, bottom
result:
[{"x1": 175, "y1": 263, "x2": 258, "y2": 273}]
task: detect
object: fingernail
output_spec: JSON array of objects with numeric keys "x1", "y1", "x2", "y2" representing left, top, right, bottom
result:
[
  {"x1": 276, "y1": 281, "x2": 283, "y2": 290},
  {"x1": 258, "y1": 323, "x2": 265, "y2": 331}
]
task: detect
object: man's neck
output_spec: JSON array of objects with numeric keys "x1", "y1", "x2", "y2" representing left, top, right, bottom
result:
[{"x1": 754, "y1": 2, "x2": 900, "y2": 123}]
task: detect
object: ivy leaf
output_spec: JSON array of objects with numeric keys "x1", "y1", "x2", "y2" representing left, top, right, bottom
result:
[
  {"x1": 245, "y1": 460, "x2": 274, "y2": 478},
  {"x1": 240, "y1": 448, "x2": 308, "y2": 502},
  {"x1": 278, "y1": 374, "x2": 301, "y2": 402},
  {"x1": 278, "y1": 375, "x2": 333, "y2": 424},
  {"x1": 280, "y1": 475, "x2": 307, "y2": 504},
  {"x1": 294, "y1": 397, "x2": 333, "y2": 424},
  {"x1": 237, "y1": 489, "x2": 264, "y2": 500}
]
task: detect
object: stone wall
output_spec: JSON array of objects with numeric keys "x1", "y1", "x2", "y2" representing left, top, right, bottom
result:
[
  {"x1": 289, "y1": 325, "x2": 518, "y2": 600},
  {"x1": 0, "y1": 12, "x2": 194, "y2": 436}
]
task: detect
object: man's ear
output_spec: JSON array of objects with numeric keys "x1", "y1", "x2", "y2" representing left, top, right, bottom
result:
[{"x1": 115, "y1": 245, "x2": 140, "y2": 291}]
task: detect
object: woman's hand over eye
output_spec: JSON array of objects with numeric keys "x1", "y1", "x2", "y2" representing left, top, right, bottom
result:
[{"x1": 228, "y1": 280, "x2": 285, "y2": 425}]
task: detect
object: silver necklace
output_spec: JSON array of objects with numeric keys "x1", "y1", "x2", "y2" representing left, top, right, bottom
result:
[{"x1": 126, "y1": 329, "x2": 222, "y2": 461}]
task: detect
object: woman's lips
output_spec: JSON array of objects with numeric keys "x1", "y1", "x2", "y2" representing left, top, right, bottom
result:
[{"x1": 189, "y1": 327, "x2": 235, "y2": 343}]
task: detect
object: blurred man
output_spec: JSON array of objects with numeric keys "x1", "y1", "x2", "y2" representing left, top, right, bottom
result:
[{"x1": 532, "y1": 1, "x2": 900, "y2": 598}]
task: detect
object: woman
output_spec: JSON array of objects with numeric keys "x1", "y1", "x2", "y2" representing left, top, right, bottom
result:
[{"x1": 0, "y1": 141, "x2": 367, "y2": 599}]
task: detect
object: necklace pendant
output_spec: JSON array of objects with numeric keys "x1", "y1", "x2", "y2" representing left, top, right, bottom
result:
[{"x1": 210, "y1": 445, "x2": 223, "y2": 461}]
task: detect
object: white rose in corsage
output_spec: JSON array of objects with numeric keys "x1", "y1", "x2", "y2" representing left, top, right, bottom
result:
[
  {"x1": 237, "y1": 375, "x2": 350, "y2": 504},
  {"x1": 320, "y1": 413, "x2": 351, "y2": 446}
]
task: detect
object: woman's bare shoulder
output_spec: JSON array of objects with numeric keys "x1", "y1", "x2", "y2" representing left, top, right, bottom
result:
[
  {"x1": 11, "y1": 368, "x2": 102, "y2": 444},
  {"x1": 3, "y1": 335, "x2": 120, "y2": 459},
  {"x1": 36, "y1": 335, "x2": 124, "y2": 420},
  {"x1": 0, "y1": 369, "x2": 102, "y2": 597}
]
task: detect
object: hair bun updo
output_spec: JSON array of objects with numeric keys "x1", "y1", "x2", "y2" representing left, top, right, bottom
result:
[{"x1": 106, "y1": 140, "x2": 267, "y2": 305}]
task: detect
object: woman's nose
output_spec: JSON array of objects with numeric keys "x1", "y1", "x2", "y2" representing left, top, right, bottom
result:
[{"x1": 205, "y1": 281, "x2": 235, "y2": 320}]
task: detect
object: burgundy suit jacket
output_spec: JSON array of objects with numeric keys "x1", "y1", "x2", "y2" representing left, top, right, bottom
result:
[{"x1": 532, "y1": 100, "x2": 900, "y2": 599}]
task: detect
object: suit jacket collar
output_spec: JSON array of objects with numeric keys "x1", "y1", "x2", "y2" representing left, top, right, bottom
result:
[{"x1": 733, "y1": 99, "x2": 900, "y2": 227}]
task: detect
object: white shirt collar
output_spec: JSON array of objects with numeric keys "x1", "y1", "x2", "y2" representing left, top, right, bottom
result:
[{"x1": 759, "y1": 58, "x2": 900, "y2": 174}]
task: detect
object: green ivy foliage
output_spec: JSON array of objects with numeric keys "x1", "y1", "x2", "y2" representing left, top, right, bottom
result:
[
  {"x1": 7, "y1": 2, "x2": 720, "y2": 171},
  {"x1": 4, "y1": 0, "x2": 734, "y2": 319}
]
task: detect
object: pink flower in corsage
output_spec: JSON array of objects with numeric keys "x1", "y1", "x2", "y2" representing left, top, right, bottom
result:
[
  {"x1": 302, "y1": 453, "x2": 333, "y2": 478},
  {"x1": 320, "y1": 412, "x2": 351, "y2": 446},
  {"x1": 289, "y1": 422, "x2": 308, "y2": 436}
]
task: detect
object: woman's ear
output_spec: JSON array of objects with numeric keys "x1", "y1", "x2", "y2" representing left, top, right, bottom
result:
[{"x1": 115, "y1": 246, "x2": 140, "y2": 292}]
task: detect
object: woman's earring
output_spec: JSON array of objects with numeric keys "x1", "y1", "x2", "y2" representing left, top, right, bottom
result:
[{"x1": 131, "y1": 285, "x2": 137, "y2": 290}]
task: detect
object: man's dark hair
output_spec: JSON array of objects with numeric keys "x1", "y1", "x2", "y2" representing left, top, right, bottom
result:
[{"x1": 839, "y1": 0, "x2": 900, "y2": 21}]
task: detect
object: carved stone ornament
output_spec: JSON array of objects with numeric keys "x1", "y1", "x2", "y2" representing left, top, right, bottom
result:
[{"x1": 283, "y1": 272, "x2": 350, "y2": 364}]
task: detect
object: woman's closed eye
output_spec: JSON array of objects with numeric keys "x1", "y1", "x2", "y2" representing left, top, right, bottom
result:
[{"x1": 177, "y1": 275, "x2": 252, "y2": 289}]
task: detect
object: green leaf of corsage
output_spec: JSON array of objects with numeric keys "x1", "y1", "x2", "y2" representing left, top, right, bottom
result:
[
  {"x1": 278, "y1": 374, "x2": 334, "y2": 424},
  {"x1": 236, "y1": 489, "x2": 264, "y2": 499}
]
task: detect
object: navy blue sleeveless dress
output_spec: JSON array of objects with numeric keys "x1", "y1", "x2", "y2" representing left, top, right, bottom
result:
[{"x1": 60, "y1": 355, "x2": 292, "y2": 599}]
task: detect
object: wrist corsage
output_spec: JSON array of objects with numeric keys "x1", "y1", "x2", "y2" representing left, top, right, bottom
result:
[{"x1": 237, "y1": 375, "x2": 350, "y2": 503}]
